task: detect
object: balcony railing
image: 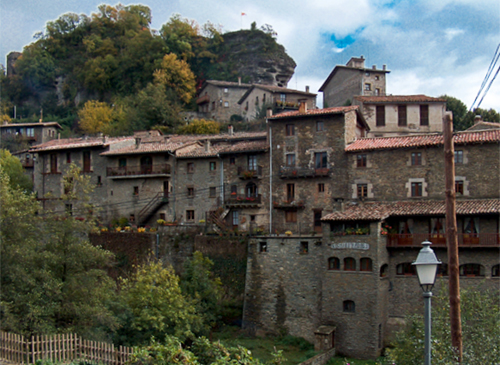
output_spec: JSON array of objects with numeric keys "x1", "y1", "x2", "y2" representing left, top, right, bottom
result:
[
  {"x1": 107, "y1": 164, "x2": 171, "y2": 177},
  {"x1": 196, "y1": 94, "x2": 210, "y2": 104},
  {"x1": 237, "y1": 166, "x2": 263, "y2": 179},
  {"x1": 225, "y1": 194, "x2": 262, "y2": 206},
  {"x1": 280, "y1": 166, "x2": 331, "y2": 179},
  {"x1": 386, "y1": 233, "x2": 499, "y2": 247},
  {"x1": 273, "y1": 199, "x2": 305, "y2": 210}
]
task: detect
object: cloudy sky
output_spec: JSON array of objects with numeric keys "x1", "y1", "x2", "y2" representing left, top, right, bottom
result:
[{"x1": 2, "y1": 0, "x2": 499, "y2": 110}]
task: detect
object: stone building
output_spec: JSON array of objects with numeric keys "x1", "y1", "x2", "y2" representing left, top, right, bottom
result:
[
  {"x1": 242, "y1": 127, "x2": 500, "y2": 359},
  {"x1": 238, "y1": 85, "x2": 317, "y2": 122},
  {"x1": 319, "y1": 56, "x2": 390, "y2": 108},
  {"x1": 1, "y1": 121, "x2": 63, "y2": 151},
  {"x1": 353, "y1": 95, "x2": 446, "y2": 137}
]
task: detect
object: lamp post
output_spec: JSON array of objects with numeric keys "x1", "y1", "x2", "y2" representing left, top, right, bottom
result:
[{"x1": 413, "y1": 240, "x2": 441, "y2": 365}]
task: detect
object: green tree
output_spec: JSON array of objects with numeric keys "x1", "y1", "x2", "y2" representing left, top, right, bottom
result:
[
  {"x1": 0, "y1": 149, "x2": 32, "y2": 191},
  {"x1": 119, "y1": 261, "x2": 204, "y2": 345},
  {"x1": 77, "y1": 100, "x2": 125, "y2": 135},
  {"x1": 154, "y1": 53, "x2": 196, "y2": 104},
  {"x1": 440, "y1": 95, "x2": 468, "y2": 131},
  {"x1": 387, "y1": 288, "x2": 500, "y2": 364},
  {"x1": 176, "y1": 119, "x2": 221, "y2": 134},
  {"x1": 463, "y1": 107, "x2": 500, "y2": 129}
]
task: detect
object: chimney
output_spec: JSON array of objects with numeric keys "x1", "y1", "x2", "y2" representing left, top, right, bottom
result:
[
  {"x1": 372, "y1": 65, "x2": 376, "y2": 70},
  {"x1": 238, "y1": 77, "x2": 241, "y2": 86},
  {"x1": 474, "y1": 115, "x2": 482, "y2": 123},
  {"x1": 266, "y1": 107, "x2": 273, "y2": 118},
  {"x1": 299, "y1": 100, "x2": 308, "y2": 114},
  {"x1": 135, "y1": 138, "x2": 141, "y2": 148},
  {"x1": 103, "y1": 135, "x2": 108, "y2": 144},
  {"x1": 383, "y1": 65, "x2": 387, "y2": 70},
  {"x1": 205, "y1": 140, "x2": 211, "y2": 152},
  {"x1": 228, "y1": 125, "x2": 234, "y2": 135},
  {"x1": 305, "y1": 85, "x2": 310, "y2": 93}
]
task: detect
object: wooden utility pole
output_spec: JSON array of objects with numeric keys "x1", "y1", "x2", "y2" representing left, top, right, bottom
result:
[{"x1": 443, "y1": 112, "x2": 463, "y2": 362}]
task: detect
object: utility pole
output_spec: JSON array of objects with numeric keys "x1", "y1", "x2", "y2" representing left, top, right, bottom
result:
[{"x1": 444, "y1": 111, "x2": 463, "y2": 362}]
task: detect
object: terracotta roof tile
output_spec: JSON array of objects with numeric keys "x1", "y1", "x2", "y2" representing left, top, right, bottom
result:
[
  {"x1": 354, "y1": 95, "x2": 446, "y2": 103},
  {"x1": 1, "y1": 121, "x2": 63, "y2": 129},
  {"x1": 322, "y1": 199, "x2": 500, "y2": 221},
  {"x1": 177, "y1": 140, "x2": 269, "y2": 158},
  {"x1": 345, "y1": 130, "x2": 500, "y2": 152},
  {"x1": 101, "y1": 141, "x2": 197, "y2": 156},
  {"x1": 269, "y1": 105, "x2": 359, "y2": 119},
  {"x1": 30, "y1": 136, "x2": 134, "y2": 152}
]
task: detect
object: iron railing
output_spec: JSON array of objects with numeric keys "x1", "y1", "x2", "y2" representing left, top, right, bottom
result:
[
  {"x1": 386, "y1": 233, "x2": 499, "y2": 247},
  {"x1": 107, "y1": 164, "x2": 171, "y2": 177},
  {"x1": 279, "y1": 166, "x2": 331, "y2": 178}
]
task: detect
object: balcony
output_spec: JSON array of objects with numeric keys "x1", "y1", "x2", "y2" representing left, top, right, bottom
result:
[
  {"x1": 386, "y1": 233, "x2": 499, "y2": 248},
  {"x1": 107, "y1": 164, "x2": 171, "y2": 179},
  {"x1": 196, "y1": 94, "x2": 210, "y2": 104},
  {"x1": 225, "y1": 194, "x2": 262, "y2": 207},
  {"x1": 22, "y1": 160, "x2": 34, "y2": 168},
  {"x1": 280, "y1": 166, "x2": 331, "y2": 179},
  {"x1": 273, "y1": 199, "x2": 305, "y2": 210},
  {"x1": 238, "y1": 166, "x2": 263, "y2": 179}
]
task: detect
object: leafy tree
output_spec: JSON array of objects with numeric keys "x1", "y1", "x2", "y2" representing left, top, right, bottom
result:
[
  {"x1": 176, "y1": 119, "x2": 220, "y2": 134},
  {"x1": 181, "y1": 252, "x2": 223, "y2": 331},
  {"x1": 77, "y1": 100, "x2": 125, "y2": 135},
  {"x1": 154, "y1": 53, "x2": 196, "y2": 104},
  {"x1": 0, "y1": 149, "x2": 32, "y2": 191},
  {"x1": 387, "y1": 288, "x2": 500, "y2": 364},
  {"x1": 463, "y1": 107, "x2": 500, "y2": 129},
  {"x1": 119, "y1": 261, "x2": 204, "y2": 345},
  {"x1": 440, "y1": 95, "x2": 468, "y2": 131}
]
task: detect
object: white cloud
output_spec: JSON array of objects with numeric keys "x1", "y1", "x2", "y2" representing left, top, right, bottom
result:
[{"x1": 444, "y1": 28, "x2": 465, "y2": 41}]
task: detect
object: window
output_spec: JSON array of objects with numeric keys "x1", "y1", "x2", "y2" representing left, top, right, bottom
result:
[
  {"x1": 459, "y1": 264, "x2": 484, "y2": 277},
  {"x1": 83, "y1": 151, "x2": 91, "y2": 172},
  {"x1": 398, "y1": 105, "x2": 407, "y2": 126},
  {"x1": 245, "y1": 101, "x2": 248, "y2": 111},
  {"x1": 50, "y1": 154, "x2": 58, "y2": 173},
  {"x1": 224, "y1": 101, "x2": 229, "y2": 107},
  {"x1": 119, "y1": 158, "x2": 127, "y2": 167},
  {"x1": 97, "y1": 176, "x2": 102, "y2": 186},
  {"x1": 420, "y1": 105, "x2": 429, "y2": 126},
  {"x1": 248, "y1": 155, "x2": 257, "y2": 171},
  {"x1": 286, "y1": 154, "x2": 296, "y2": 167},
  {"x1": 65, "y1": 204, "x2": 73, "y2": 216},
  {"x1": 316, "y1": 121, "x2": 324, "y2": 131},
  {"x1": 300, "y1": 241, "x2": 308, "y2": 254},
  {"x1": 66, "y1": 152, "x2": 71, "y2": 163},
  {"x1": 187, "y1": 163, "x2": 194, "y2": 173},
  {"x1": 396, "y1": 263, "x2": 416, "y2": 276},
  {"x1": 212, "y1": 101, "x2": 216, "y2": 110},
  {"x1": 411, "y1": 152, "x2": 422, "y2": 166},
  {"x1": 187, "y1": 187, "x2": 194, "y2": 197},
  {"x1": 357, "y1": 184, "x2": 368, "y2": 198},
  {"x1": 365, "y1": 83, "x2": 371, "y2": 91},
  {"x1": 159, "y1": 213, "x2": 165, "y2": 220},
  {"x1": 186, "y1": 210, "x2": 195, "y2": 221},
  {"x1": 26, "y1": 128, "x2": 34, "y2": 137},
  {"x1": 232, "y1": 211, "x2": 239, "y2": 226},
  {"x1": 360, "y1": 258, "x2": 373, "y2": 272},
  {"x1": 380, "y1": 264, "x2": 388, "y2": 277},
  {"x1": 344, "y1": 258, "x2": 356, "y2": 271},
  {"x1": 343, "y1": 300, "x2": 355, "y2": 313},
  {"x1": 375, "y1": 88, "x2": 381, "y2": 96},
  {"x1": 314, "y1": 210, "x2": 322, "y2": 231},
  {"x1": 129, "y1": 214, "x2": 135, "y2": 223},
  {"x1": 285, "y1": 211, "x2": 297, "y2": 222},
  {"x1": 411, "y1": 182, "x2": 422, "y2": 197},
  {"x1": 454, "y1": 150, "x2": 463, "y2": 164},
  {"x1": 376, "y1": 106, "x2": 385, "y2": 126},
  {"x1": 328, "y1": 257, "x2": 340, "y2": 270},
  {"x1": 209, "y1": 187, "x2": 216, "y2": 198},
  {"x1": 230, "y1": 157, "x2": 236, "y2": 165},
  {"x1": 280, "y1": 93, "x2": 286, "y2": 102},
  {"x1": 210, "y1": 162, "x2": 216, "y2": 171},
  {"x1": 250, "y1": 215, "x2": 255, "y2": 222},
  {"x1": 259, "y1": 242, "x2": 267, "y2": 253},
  {"x1": 223, "y1": 88, "x2": 228, "y2": 94},
  {"x1": 286, "y1": 183, "x2": 295, "y2": 202},
  {"x1": 318, "y1": 183, "x2": 325, "y2": 193},
  {"x1": 357, "y1": 154, "x2": 367, "y2": 167},
  {"x1": 375, "y1": 75, "x2": 380, "y2": 81},
  {"x1": 230, "y1": 184, "x2": 237, "y2": 195},
  {"x1": 286, "y1": 124, "x2": 295, "y2": 136},
  {"x1": 246, "y1": 182, "x2": 257, "y2": 198},
  {"x1": 133, "y1": 186, "x2": 139, "y2": 196},
  {"x1": 492, "y1": 264, "x2": 500, "y2": 277},
  {"x1": 455, "y1": 180, "x2": 464, "y2": 195},
  {"x1": 315, "y1": 152, "x2": 327, "y2": 169}
]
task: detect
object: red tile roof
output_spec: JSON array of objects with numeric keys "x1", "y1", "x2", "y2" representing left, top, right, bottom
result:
[
  {"x1": 101, "y1": 141, "x2": 198, "y2": 156},
  {"x1": 322, "y1": 199, "x2": 500, "y2": 221},
  {"x1": 268, "y1": 105, "x2": 359, "y2": 119},
  {"x1": 30, "y1": 136, "x2": 134, "y2": 152},
  {"x1": 176, "y1": 140, "x2": 268, "y2": 158},
  {"x1": 1, "y1": 121, "x2": 63, "y2": 129},
  {"x1": 345, "y1": 129, "x2": 500, "y2": 152},
  {"x1": 354, "y1": 95, "x2": 446, "y2": 103}
]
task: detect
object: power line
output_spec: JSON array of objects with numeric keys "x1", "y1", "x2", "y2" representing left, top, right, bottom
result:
[{"x1": 470, "y1": 43, "x2": 500, "y2": 111}]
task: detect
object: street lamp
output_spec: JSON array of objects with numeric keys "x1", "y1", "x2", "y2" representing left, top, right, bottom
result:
[{"x1": 413, "y1": 240, "x2": 441, "y2": 365}]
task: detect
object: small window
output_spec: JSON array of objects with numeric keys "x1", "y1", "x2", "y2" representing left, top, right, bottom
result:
[
  {"x1": 375, "y1": 88, "x2": 380, "y2": 96},
  {"x1": 344, "y1": 257, "x2": 356, "y2": 271},
  {"x1": 232, "y1": 211, "x2": 239, "y2": 226},
  {"x1": 328, "y1": 257, "x2": 340, "y2": 270},
  {"x1": 286, "y1": 124, "x2": 295, "y2": 136},
  {"x1": 316, "y1": 121, "x2": 324, "y2": 131},
  {"x1": 250, "y1": 215, "x2": 256, "y2": 222},
  {"x1": 83, "y1": 151, "x2": 91, "y2": 172},
  {"x1": 50, "y1": 154, "x2": 58, "y2": 173},
  {"x1": 357, "y1": 184, "x2": 368, "y2": 198},
  {"x1": 455, "y1": 180, "x2": 464, "y2": 195},
  {"x1": 210, "y1": 162, "x2": 216, "y2": 171},
  {"x1": 360, "y1": 258, "x2": 373, "y2": 272},
  {"x1": 133, "y1": 186, "x2": 139, "y2": 196},
  {"x1": 286, "y1": 154, "x2": 296, "y2": 167},
  {"x1": 224, "y1": 101, "x2": 229, "y2": 108},
  {"x1": 300, "y1": 241, "x2": 308, "y2": 254},
  {"x1": 66, "y1": 152, "x2": 71, "y2": 163},
  {"x1": 455, "y1": 150, "x2": 463, "y2": 164},
  {"x1": 97, "y1": 176, "x2": 102, "y2": 186},
  {"x1": 380, "y1": 264, "x2": 388, "y2": 277},
  {"x1": 492, "y1": 264, "x2": 500, "y2": 277},
  {"x1": 230, "y1": 157, "x2": 236, "y2": 165},
  {"x1": 315, "y1": 152, "x2": 327, "y2": 169},
  {"x1": 411, "y1": 182, "x2": 423, "y2": 197},
  {"x1": 398, "y1": 105, "x2": 407, "y2": 127},
  {"x1": 396, "y1": 262, "x2": 416, "y2": 276},
  {"x1": 375, "y1": 75, "x2": 380, "y2": 81},
  {"x1": 285, "y1": 210, "x2": 297, "y2": 222},
  {"x1": 187, "y1": 187, "x2": 194, "y2": 197},
  {"x1": 159, "y1": 213, "x2": 166, "y2": 220},
  {"x1": 357, "y1": 154, "x2": 367, "y2": 167},
  {"x1": 280, "y1": 93, "x2": 286, "y2": 102},
  {"x1": 209, "y1": 187, "x2": 216, "y2": 198},
  {"x1": 459, "y1": 264, "x2": 484, "y2": 277},
  {"x1": 230, "y1": 185, "x2": 237, "y2": 195},
  {"x1": 343, "y1": 300, "x2": 355, "y2": 313},
  {"x1": 286, "y1": 183, "x2": 295, "y2": 202},
  {"x1": 259, "y1": 242, "x2": 267, "y2": 253},
  {"x1": 223, "y1": 88, "x2": 228, "y2": 94},
  {"x1": 186, "y1": 210, "x2": 195, "y2": 221},
  {"x1": 187, "y1": 163, "x2": 194, "y2": 173},
  {"x1": 420, "y1": 105, "x2": 429, "y2": 126},
  {"x1": 318, "y1": 183, "x2": 325, "y2": 193},
  {"x1": 376, "y1": 106, "x2": 385, "y2": 127},
  {"x1": 411, "y1": 152, "x2": 422, "y2": 166},
  {"x1": 119, "y1": 158, "x2": 127, "y2": 167},
  {"x1": 129, "y1": 214, "x2": 135, "y2": 223},
  {"x1": 365, "y1": 83, "x2": 371, "y2": 91}
]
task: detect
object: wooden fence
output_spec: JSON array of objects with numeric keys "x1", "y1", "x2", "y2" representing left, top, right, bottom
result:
[{"x1": 0, "y1": 332, "x2": 133, "y2": 365}]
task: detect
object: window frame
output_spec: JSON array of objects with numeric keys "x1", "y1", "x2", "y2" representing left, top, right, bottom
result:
[
  {"x1": 286, "y1": 153, "x2": 296, "y2": 167},
  {"x1": 360, "y1": 258, "x2": 373, "y2": 272},
  {"x1": 454, "y1": 150, "x2": 464, "y2": 164},
  {"x1": 398, "y1": 105, "x2": 407, "y2": 127},
  {"x1": 344, "y1": 257, "x2": 356, "y2": 271},
  {"x1": 285, "y1": 210, "x2": 297, "y2": 223},
  {"x1": 318, "y1": 183, "x2": 325, "y2": 193},
  {"x1": 286, "y1": 124, "x2": 295, "y2": 136},
  {"x1": 411, "y1": 152, "x2": 422, "y2": 166},
  {"x1": 420, "y1": 104, "x2": 429, "y2": 126},
  {"x1": 209, "y1": 161, "x2": 217, "y2": 171},
  {"x1": 328, "y1": 257, "x2": 340, "y2": 270},
  {"x1": 357, "y1": 154, "x2": 367, "y2": 168},
  {"x1": 315, "y1": 152, "x2": 327, "y2": 169},
  {"x1": 316, "y1": 121, "x2": 324, "y2": 131},
  {"x1": 343, "y1": 300, "x2": 355, "y2": 313},
  {"x1": 187, "y1": 162, "x2": 194, "y2": 173},
  {"x1": 357, "y1": 184, "x2": 368, "y2": 198},
  {"x1": 411, "y1": 182, "x2": 423, "y2": 197},
  {"x1": 186, "y1": 210, "x2": 195, "y2": 222},
  {"x1": 376, "y1": 105, "x2": 385, "y2": 126}
]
